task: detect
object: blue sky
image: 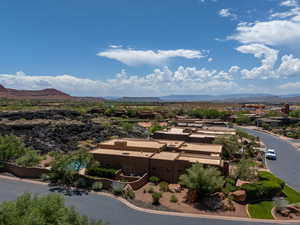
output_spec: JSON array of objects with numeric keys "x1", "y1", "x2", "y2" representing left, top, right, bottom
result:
[{"x1": 1, "y1": 0, "x2": 300, "y2": 96}]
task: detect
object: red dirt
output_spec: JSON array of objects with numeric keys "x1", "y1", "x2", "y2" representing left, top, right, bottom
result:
[{"x1": 135, "y1": 183, "x2": 248, "y2": 218}]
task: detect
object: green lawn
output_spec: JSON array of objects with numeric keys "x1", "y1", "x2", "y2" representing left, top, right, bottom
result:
[
  {"x1": 248, "y1": 185, "x2": 300, "y2": 219},
  {"x1": 283, "y1": 185, "x2": 300, "y2": 204},
  {"x1": 248, "y1": 201, "x2": 274, "y2": 219}
]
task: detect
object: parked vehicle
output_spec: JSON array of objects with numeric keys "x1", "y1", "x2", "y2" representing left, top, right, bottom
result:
[{"x1": 266, "y1": 149, "x2": 277, "y2": 160}]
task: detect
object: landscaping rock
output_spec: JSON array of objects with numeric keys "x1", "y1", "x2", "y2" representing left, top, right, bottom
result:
[
  {"x1": 168, "y1": 184, "x2": 181, "y2": 193},
  {"x1": 229, "y1": 190, "x2": 247, "y2": 202},
  {"x1": 222, "y1": 198, "x2": 235, "y2": 211}
]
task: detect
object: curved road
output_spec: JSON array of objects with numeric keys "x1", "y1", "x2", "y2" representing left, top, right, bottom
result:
[
  {"x1": 242, "y1": 128, "x2": 300, "y2": 192},
  {"x1": 0, "y1": 178, "x2": 293, "y2": 225}
]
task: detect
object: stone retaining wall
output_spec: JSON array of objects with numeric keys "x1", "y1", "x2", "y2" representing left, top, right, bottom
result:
[{"x1": 0, "y1": 162, "x2": 50, "y2": 179}]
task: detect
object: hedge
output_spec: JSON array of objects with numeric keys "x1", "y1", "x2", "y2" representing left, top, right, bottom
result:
[
  {"x1": 242, "y1": 181, "x2": 282, "y2": 200},
  {"x1": 258, "y1": 171, "x2": 285, "y2": 189},
  {"x1": 87, "y1": 167, "x2": 117, "y2": 179}
]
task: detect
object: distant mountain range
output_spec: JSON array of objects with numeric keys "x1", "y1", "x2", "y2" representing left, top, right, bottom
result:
[
  {"x1": 160, "y1": 94, "x2": 300, "y2": 103},
  {"x1": 1, "y1": 84, "x2": 299, "y2": 103},
  {"x1": 106, "y1": 94, "x2": 300, "y2": 103}
]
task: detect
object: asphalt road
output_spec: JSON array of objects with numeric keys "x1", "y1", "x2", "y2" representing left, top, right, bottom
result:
[
  {"x1": 242, "y1": 128, "x2": 300, "y2": 192},
  {"x1": 0, "y1": 178, "x2": 294, "y2": 225}
]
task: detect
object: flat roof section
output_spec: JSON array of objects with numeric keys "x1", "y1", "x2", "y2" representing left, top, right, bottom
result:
[
  {"x1": 99, "y1": 138, "x2": 166, "y2": 149},
  {"x1": 179, "y1": 143, "x2": 223, "y2": 154},
  {"x1": 178, "y1": 156, "x2": 222, "y2": 166},
  {"x1": 155, "y1": 139, "x2": 185, "y2": 148},
  {"x1": 189, "y1": 134, "x2": 216, "y2": 138},
  {"x1": 90, "y1": 148, "x2": 155, "y2": 158},
  {"x1": 151, "y1": 152, "x2": 180, "y2": 161}
]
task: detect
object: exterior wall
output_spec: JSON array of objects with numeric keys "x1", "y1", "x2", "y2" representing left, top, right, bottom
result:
[
  {"x1": 92, "y1": 153, "x2": 150, "y2": 176},
  {"x1": 152, "y1": 133, "x2": 189, "y2": 141},
  {"x1": 0, "y1": 162, "x2": 50, "y2": 178},
  {"x1": 149, "y1": 159, "x2": 177, "y2": 183},
  {"x1": 188, "y1": 136, "x2": 215, "y2": 143}
]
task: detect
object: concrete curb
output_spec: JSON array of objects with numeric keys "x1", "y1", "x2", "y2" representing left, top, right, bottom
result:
[{"x1": 1, "y1": 174, "x2": 300, "y2": 224}]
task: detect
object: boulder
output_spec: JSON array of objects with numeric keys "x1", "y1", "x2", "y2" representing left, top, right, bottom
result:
[
  {"x1": 168, "y1": 184, "x2": 181, "y2": 193},
  {"x1": 229, "y1": 190, "x2": 247, "y2": 202}
]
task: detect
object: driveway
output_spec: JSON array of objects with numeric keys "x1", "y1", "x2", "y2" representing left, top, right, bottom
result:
[
  {"x1": 0, "y1": 177, "x2": 293, "y2": 225},
  {"x1": 242, "y1": 128, "x2": 300, "y2": 192}
]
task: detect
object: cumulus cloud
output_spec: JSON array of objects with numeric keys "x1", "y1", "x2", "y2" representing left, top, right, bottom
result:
[
  {"x1": 218, "y1": 9, "x2": 237, "y2": 20},
  {"x1": 236, "y1": 44, "x2": 278, "y2": 79},
  {"x1": 97, "y1": 47, "x2": 206, "y2": 66},
  {"x1": 229, "y1": 19, "x2": 300, "y2": 46},
  {"x1": 0, "y1": 66, "x2": 237, "y2": 97}
]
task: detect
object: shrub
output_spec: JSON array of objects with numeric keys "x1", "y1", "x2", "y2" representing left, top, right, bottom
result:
[
  {"x1": 258, "y1": 171, "x2": 285, "y2": 189},
  {"x1": 149, "y1": 176, "x2": 160, "y2": 184},
  {"x1": 112, "y1": 182, "x2": 124, "y2": 195},
  {"x1": 148, "y1": 187, "x2": 155, "y2": 193},
  {"x1": 92, "y1": 182, "x2": 103, "y2": 191},
  {"x1": 241, "y1": 181, "x2": 282, "y2": 200},
  {"x1": 179, "y1": 163, "x2": 225, "y2": 196},
  {"x1": 0, "y1": 193, "x2": 106, "y2": 225},
  {"x1": 0, "y1": 135, "x2": 27, "y2": 162},
  {"x1": 40, "y1": 173, "x2": 50, "y2": 182},
  {"x1": 159, "y1": 181, "x2": 169, "y2": 192},
  {"x1": 222, "y1": 178, "x2": 239, "y2": 194},
  {"x1": 234, "y1": 158, "x2": 257, "y2": 181},
  {"x1": 74, "y1": 178, "x2": 87, "y2": 188},
  {"x1": 87, "y1": 167, "x2": 117, "y2": 179},
  {"x1": 124, "y1": 189, "x2": 135, "y2": 199},
  {"x1": 152, "y1": 192, "x2": 162, "y2": 205},
  {"x1": 15, "y1": 150, "x2": 43, "y2": 167},
  {"x1": 170, "y1": 194, "x2": 178, "y2": 203}
]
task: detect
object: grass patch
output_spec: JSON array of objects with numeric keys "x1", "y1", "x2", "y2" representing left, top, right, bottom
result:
[
  {"x1": 248, "y1": 201, "x2": 274, "y2": 219},
  {"x1": 283, "y1": 185, "x2": 300, "y2": 204}
]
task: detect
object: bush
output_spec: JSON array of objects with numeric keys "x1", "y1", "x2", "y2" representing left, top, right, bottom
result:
[
  {"x1": 124, "y1": 189, "x2": 135, "y2": 199},
  {"x1": 112, "y1": 182, "x2": 124, "y2": 195},
  {"x1": 223, "y1": 178, "x2": 239, "y2": 194},
  {"x1": 241, "y1": 181, "x2": 282, "y2": 200},
  {"x1": 40, "y1": 173, "x2": 50, "y2": 182},
  {"x1": 15, "y1": 150, "x2": 43, "y2": 167},
  {"x1": 159, "y1": 181, "x2": 169, "y2": 192},
  {"x1": 0, "y1": 135, "x2": 27, "y2": 162},
  {"x1": 74, "y1": 178, "x2": 87, "y2": 188},
  {"x1": 149, "y1": 176, "x2": 160, "y2": 184},
  {"x1": 170, "y1": 194, "x2": 178, "y2": 203},
  {"x1": 148, "y1": 187, "x2": 155, "y2": 193},
  {"x1": 179, "y1": 163, "x2": 225, "y2": 196},
  {"x1": 87, "y1": 167, "x2": 117, "y2": 179},
  {"x1": 258, "y1": 171, "x2": 285, "y2": 189},
  {"x1": 152, "y1": 192, "x2": 162, "y2": 205},
  {"x1": 0, "y1": 193, "x2": 105, "y2": 225},
  {"x1": 92, "y1": 182, "x2": 103, "y2": 191}
]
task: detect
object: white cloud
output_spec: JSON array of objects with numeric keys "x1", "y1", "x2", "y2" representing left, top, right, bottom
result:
[
  {"x1": 281, "y1": 0, "x2": 298, "y2": 7},
  {"x1": 229, "y1": 19, "x2": 300, "y2": 46},
  {"x1": 218, "y1": 9, "x2": 237, "y2": 20},
  {"x1": 97, "y1": 47, "x2": 206, "y2": 66},
  {"x1": 208, "y1": 57, "x2": 213, "y2": 62},
  {"x1": 279, "y1": 82, "x2": 300, "y2": 90},
  {"x1": 0, "y1": 66, "x2": 237, "y2": 97},
  {"x1": 236, "y1": 44, "x2": 278, "y2": 79}
]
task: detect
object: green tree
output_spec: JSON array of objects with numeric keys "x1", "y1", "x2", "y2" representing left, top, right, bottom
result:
[
  {"x1": 179, "y1": 163, "x2": 225, "y2": 197},
  {"x1": 234, "y1": 158, "x2": 257, "y2": 181},
  {"x1": 0, "y1": 193, "x2": 105, "y2": 225},
  {"x1": 213, "y1": 135, "x2": 241, "y2": 160},
  {"x1": 15, "y1": 149, "x2": 43, "y2": 167},
  {"x1": 0, "y1": 135, "x2": 26, "y2": 162}
]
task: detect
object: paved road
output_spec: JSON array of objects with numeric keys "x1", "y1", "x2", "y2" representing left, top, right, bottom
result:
[
  {"x1": 0, "y1": 178, "x2": 294, "y2": 225},
  {"x1": 242, "y1": 128, "x2": 300, "y2": 192}
]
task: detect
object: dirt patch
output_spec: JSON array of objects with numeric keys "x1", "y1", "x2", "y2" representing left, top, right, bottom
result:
[{"x1": 135, "y1": 183, "x2": 248, "y2": 218}]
